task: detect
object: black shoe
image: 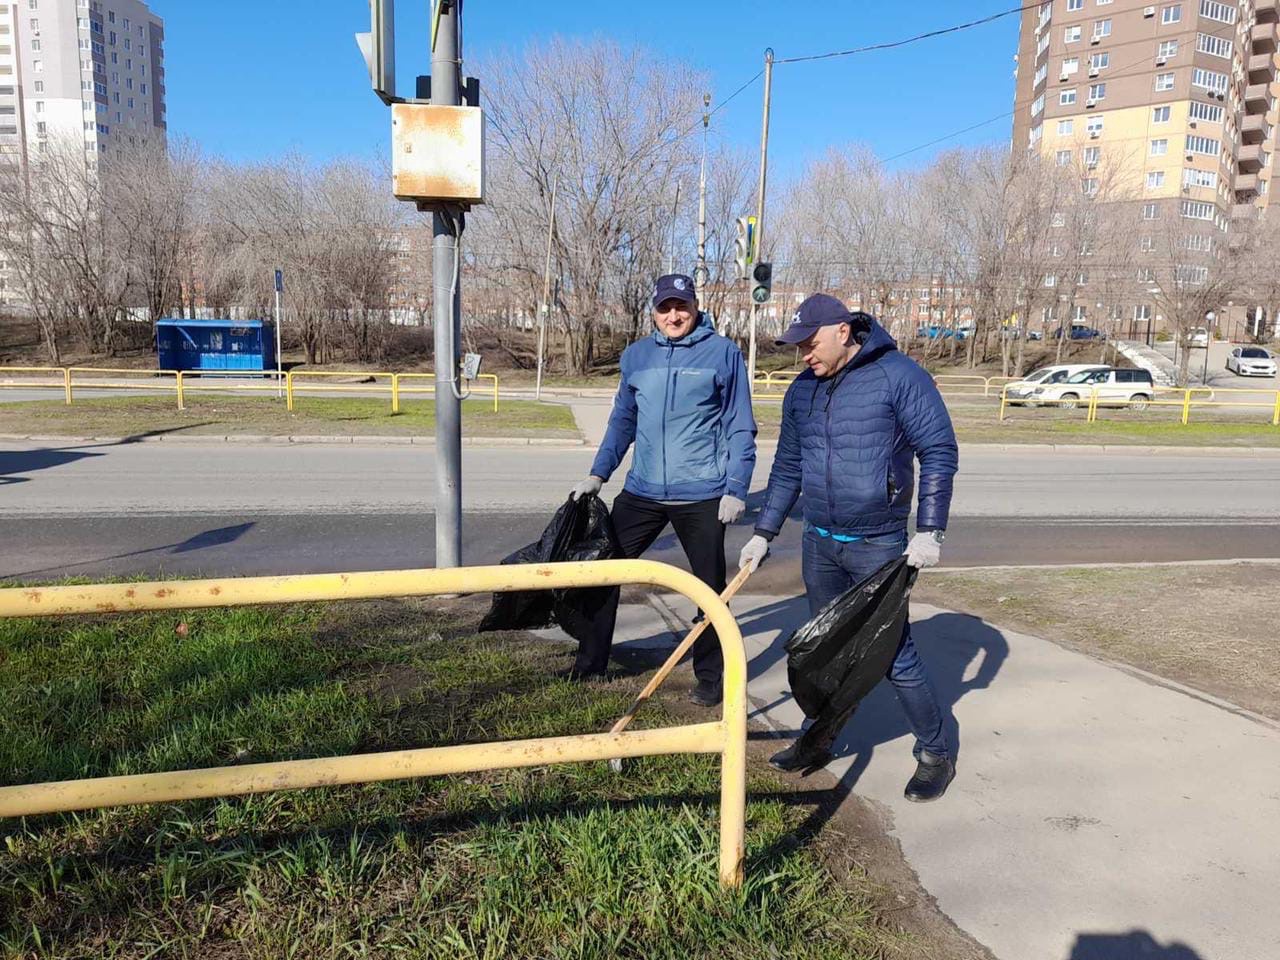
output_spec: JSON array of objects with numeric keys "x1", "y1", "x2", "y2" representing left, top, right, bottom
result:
[
  {"x1": 768, "y1": 741, "x2": 833, "y2": 777},
  {"x1": 556, "y1": 666, "x2": 607, "y2": 682},
  {"x1": 904, "y1": 752, "x2": 955, "y2": 803},
  {"x1": 689, "y1": 679, "x2": 723, "y2": 707}
]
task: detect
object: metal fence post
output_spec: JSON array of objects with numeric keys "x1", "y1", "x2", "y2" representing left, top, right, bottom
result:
[
  {"x1": 392, "y1": 374, "x2": 400, "y2": 414},
  {"x1": 286, "y1": 372, "x2": 295, "y2": 412},
  {"x1": 999, "y1": 386, "x2": 1008, "y2": 422},
  {"x1": 176, "y1": 372, "x2": 185, "y2": 411},
  {"x1": 1181, "y1": 389, "x2": 1192, "y2": 426},
  {"x1": 63, "y1": 367, "x2": 72, "y2": 406},
  {"x1": 1273, "y1": 390, "x2": 1280, "y2": 427}
]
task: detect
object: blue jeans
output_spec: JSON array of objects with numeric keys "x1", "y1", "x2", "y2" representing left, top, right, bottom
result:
[{"x1": 801, "y1": 527, "x2": 950, "y2": 760}]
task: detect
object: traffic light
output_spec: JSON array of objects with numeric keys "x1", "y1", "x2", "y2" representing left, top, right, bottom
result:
[
  {"x1": 751, "y1": 261, "x2": 773, "y2": 304},
  {"x1": 734, "y1": 216, "x2": 754, "y2": 280}
]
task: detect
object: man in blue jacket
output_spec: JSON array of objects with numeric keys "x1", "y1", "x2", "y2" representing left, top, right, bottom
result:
[
  {"x1": 570, "y1": 273, "x2": 757, "y2": 705},
  {"x1": 739, "y1": 294, "x2": 959, "y2": 801}
]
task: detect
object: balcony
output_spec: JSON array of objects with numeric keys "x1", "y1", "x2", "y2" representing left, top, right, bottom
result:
[
  {"x1": 1257, "y1": 0, "x2": 1278, "y2": 23},
  {"x1": 1237, "y1": 143, "x2": 1266, "y2": 172},
  {"x1": 1244, "y1": 83, "x2": 1272, "y2": 114},
  {"x1": 1251, "y1": 22, "x2": 1278, "y2": 53},
  {"x1": 1235, "y1": 172, "x2": 1260, "y2": 195},
  {"x1": 1241, "y1": 112, "x2": 1271, "y2": 143},
  {"x1": 1231, "y1": 203, "x2": 1259, "y2": 222},
  {"x1": 1248, "y1": 52, "x2": 1276, "y2": 82}
]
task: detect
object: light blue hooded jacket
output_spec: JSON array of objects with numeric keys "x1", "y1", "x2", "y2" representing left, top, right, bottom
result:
[{"x1": 590, "y1": 315, "x2": 757, "y2": 502}]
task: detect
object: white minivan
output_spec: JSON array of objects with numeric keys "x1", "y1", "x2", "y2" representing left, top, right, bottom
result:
[{"x1": 1003, "y1": 364, "x2": 1109, "y2": 405}]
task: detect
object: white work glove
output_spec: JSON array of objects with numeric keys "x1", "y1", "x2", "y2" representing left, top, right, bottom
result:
[
  {"x1": 571, "y1": 476, "x2": 603, "y2": 501},
  {"x1": 739, "y1": 534, "x2": 770, "y2": 572},
  {"x1": 718, "y1": 494, "x2": 746, "y2": 525},
  {"x1": 904, "y1": 532, "x2": 942, "y2": 569}
]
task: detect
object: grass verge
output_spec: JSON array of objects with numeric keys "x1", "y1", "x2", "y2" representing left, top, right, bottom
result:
[
  {"x1": 752, "y1": 402, "x2": 1280, "y2": 447},
  {"x1": 1, "y1": 596, "x2": 905, "y2": 959},
  {"x1": 914, "y1": 562, "x2": 1280, "y2": 721},
  {"x1": 0, "y1": 395, "x2": 580, "y2": 440}
]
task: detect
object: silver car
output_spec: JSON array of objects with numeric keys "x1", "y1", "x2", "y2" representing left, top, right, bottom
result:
[{"x1": 1226, "y1": 347, "x2": 1277, "y2": 378}]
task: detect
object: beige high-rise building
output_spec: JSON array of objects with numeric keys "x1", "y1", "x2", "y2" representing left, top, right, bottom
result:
[
  {"x1": 1015, "y1": 0, "x2": 1276, "y2": 218},
  {"x1": 0, "y1": 0, "x2": 165, "y2": 163}
]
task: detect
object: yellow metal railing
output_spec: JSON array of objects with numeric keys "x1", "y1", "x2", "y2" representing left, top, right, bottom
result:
[
  {"x1": 751, "y1": 370, "x2": 802, "y2": 396},
  {"x1": 933, "y1": 374, "x2": 1017, "y2": 398},
  {"x1": 0, "y1": 366, "x2": 502, "y2": 417},
  {"x1": 999, "y1": 383, "x2": 1280, "y2": 426},
  {"x1": 0, "y1": 559, "x2": 747, "y2": 889}
]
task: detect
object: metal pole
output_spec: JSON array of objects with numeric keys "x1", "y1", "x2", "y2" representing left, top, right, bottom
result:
[
  {"x1": 432, "y1": 0, "x2": 463, "y2": 568},
  {"x1": 747, "y1": 49, "x2": 774, "y2": 387},
  {"x1": 696, "y1": 92, "x2": 710, "y2": 291},
  {"x1": 668, "y1": 180, "x2": 683, "y2": 275},
  {"x1": 536, "y1": 172, "x2": 558, "y2": 402},
  {"x1": 274, "y1": 286, "x2": 283, "y2": 399}
]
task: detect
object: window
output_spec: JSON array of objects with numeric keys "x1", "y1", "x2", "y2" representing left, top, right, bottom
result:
[
  {"x1": 1045, "y1": 275, "x2": 1057, "y2": 288},
  {"x1": 110, "y1": 51, "x2": 116, "y2": 63},
  {"x1": 123, "y1": 36, "x2": 131, "y2": 50},
  {"x1": 123, "y1": 16, "x2": 130, "y2": 28},
  {"x1": 1084, "y1": 146, "x2": 1101, "y2": 165},
  {"x1": 1086, "y1": 117, "x2": 1104, "y2": 135},
  {"x1": 1157, "y1": 40, "x2": 1178, "y2": 59},
  {"x1": 1183, "y1": 168, "x2": 1217, "y2": 189},
  {"x1": 127, "y1": 96, "x2": 133, "y2": 108},
  {"x1": 140, "y1": 82, "x2": 147, "y2": 94},
  {"x1": 1058, "y1": 118, "x2": 1074, "y2": 135},
  {"x1": 108, "y1": 30, "x2": 115, "y2": 44},
  {"x1": 1199, "y1": 0, "x2": 1236, "y2": 24},
  {"x1": 1162, "y1": 4, "x2": 1181, "y2": 23},
  {"x1": 1192, "y1": 68, "x2": 1228, "y2": 93},
  {"x1": 33, "y1": 80, "x2": 42, "y2": 93},
  {"x1": 33, "y1": 100, "x2": 42, "y2": 113},
  {"x1": 1155, "y1": 73, "x2": 1175, "y2": 91},
  {"x1": 1175, "y1": 264, "x2": 1209, "y2": 284},
  {"x1": 1090, "y1": 52, "x2": 1109, "y2": 69},
  {"x1": 1180, "y1": 232, "x2": 1213, "y2": 251},
  {"x1": 1067, "y1": 0, "x2": 1082, "y2": 9},
  {"x1": 1180, "y1": 200, "x2": 1216, "y2": 220},
  {"x1": 1150, "y1": 138, "x2": 1169, "y2": 156},
  {"x1": 1056, "y1": 149, "x2": 1073, "y2": 166},
  {"x1": 1137, "y1": 266, "x2": 1156, "y2": 282},
  {"x1": 1153, "y1": 106, "x2": 1171, "y2": 123},
  {"x1": 1142, "y1": 202, "x2": 1160, "y2": 220},
  {"x1": 1186, "y1": 135, "x2": 1220, "y2": 156},
  {"x1": 1052, "y1": 212, "x2": 1066, "y2": 227},
  {"x1": 1082, "y1": 177, "x2": 1100, "y2": 196},
  {"x1": 1061, "y1": 89, "x2": 1077, "y2": 105},
  {"x1": 1189, "y1": 101, "x2": 1223, "y2": 123},
  {"x1": 1093, "y1": 19, "x2": 1112, "y2": 39},
  {"x1": 1140, "y1": 236, "x2": 1154, "y2": 251},
  {"x1": 30, "y1": 38, "x2": 39, "y2": 51},
  {"x1": 1065, "y1": 25, "x2": 1082, "y2": 42},
  {"x1": 108, "y1": 9, "x2": 114, "y2": 21},
  {"x1": 1032, "y1": 93, "x2": 1045, "y2": 116},
  {"x1": 1089, "y1": 83, "x2": 1106, "y2": 100},
  {"x1": 1196, "y1": 33, "x2": 1232, "y2": 59},
  {"x1": 31, "y1": 59, "x2": 41, "y2": 72},
  {"x1": 1062, "y1": 56, "x2": 1080, "y2": 76},
  {"x1": 1147, "y1": 171, "x2": 1166, "y2": 189}
]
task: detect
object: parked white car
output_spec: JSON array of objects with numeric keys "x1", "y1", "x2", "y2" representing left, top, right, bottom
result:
[
  {"x1": 1186, "y1": 327, "x2": 1210, "y2": 348},
  {"x1": 1225, "y1": 346, "x2": 1277, "y2": 378},
  {"x1": 1003, "y1": 364, "x2": 1109, "y2": 405},
  {"x1": 1026, "y1": 367, "x2": 1157, "y2": 411}
]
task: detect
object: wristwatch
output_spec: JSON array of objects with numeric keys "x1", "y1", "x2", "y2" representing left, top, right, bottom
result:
[{"x1": 928, "y1": 530, "x2": 946, "y2": 544}]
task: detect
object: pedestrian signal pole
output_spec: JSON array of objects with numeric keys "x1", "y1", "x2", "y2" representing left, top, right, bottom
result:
[{"x1": 748, "y1": 49, "x2": 774, "y2": 388}]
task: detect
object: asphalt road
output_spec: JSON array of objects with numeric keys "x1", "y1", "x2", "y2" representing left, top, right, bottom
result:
[{"x1": 3, "y1": 441, "x2": 1277, "y2": 585}]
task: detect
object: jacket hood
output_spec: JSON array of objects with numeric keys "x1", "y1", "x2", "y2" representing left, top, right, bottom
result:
[
  {"x1": 652, "y1": 312, "x2": 716, "y2": 348},
  {"x1": 845, "y1": 316, "x2": 898, "y2": 372}
]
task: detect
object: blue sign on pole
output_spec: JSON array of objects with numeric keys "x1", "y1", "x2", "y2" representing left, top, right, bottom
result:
[{"x1": 274, "y1": 269, "x2": 284, "y2": 293}]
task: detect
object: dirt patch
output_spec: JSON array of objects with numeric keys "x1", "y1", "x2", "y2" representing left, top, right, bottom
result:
[{"x1": 915, "y1": 562, "x2": 1280, "y2": 721}]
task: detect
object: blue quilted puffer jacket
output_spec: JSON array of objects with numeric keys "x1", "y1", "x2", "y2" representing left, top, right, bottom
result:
[{"x1": 754, "y1": 318, "x2": 958, "y2": 538}]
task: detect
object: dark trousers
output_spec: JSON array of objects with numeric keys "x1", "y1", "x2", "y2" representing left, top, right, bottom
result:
[
  {"x1": 801, "y1": 527, "x2": 950, "y2": 760},
  {"x1": 573, "y1": 489, "x2": 727, "y2": 684}
]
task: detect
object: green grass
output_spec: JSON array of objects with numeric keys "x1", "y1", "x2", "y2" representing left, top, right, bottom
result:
[
  {"x1": 752, "y1": 401, "x2": 1280, "y2": 447},
  {"x1": 0, "y1": 394, "x2": 580, "y2": 440},
  {"x1": 0, "y1": 599, "x2": 902, "y2": 959}
]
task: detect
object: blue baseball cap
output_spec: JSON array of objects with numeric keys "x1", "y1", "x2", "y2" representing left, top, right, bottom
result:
[
  {"x1": 776, "y1": 294, "x2": 856, "y2": 345},
  {"x1": 652, "y1": 273, "x2": 697, "y2": 307}
]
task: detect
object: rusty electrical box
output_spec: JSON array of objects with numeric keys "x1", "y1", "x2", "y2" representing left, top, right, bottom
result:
[{"x1": 391, "y1": 103, "x2": 485, "y2": 207}]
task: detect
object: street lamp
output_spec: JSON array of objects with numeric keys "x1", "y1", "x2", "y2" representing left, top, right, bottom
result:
[{"x1": 1202, "y1": 309, "x2": 1216, "y2": 385}]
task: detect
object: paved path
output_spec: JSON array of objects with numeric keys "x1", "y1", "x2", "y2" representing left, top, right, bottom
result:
[{"x1": 583, "y1": 593, "x2": 1280, "y2": 960}]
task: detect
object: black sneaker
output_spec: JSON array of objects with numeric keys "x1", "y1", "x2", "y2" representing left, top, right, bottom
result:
[
  {"x1": 689, "y1": 679, "x2": 723, "y2": 707},
  {"x1": 555, "y1": 666, "x2": 607, "y2": 682},
  {"x1": 904, "y1": 752, "x2": 956, "y2": 803},
  {"x1": 768, "y1": 741, "x2": 833, "y2": 777}
]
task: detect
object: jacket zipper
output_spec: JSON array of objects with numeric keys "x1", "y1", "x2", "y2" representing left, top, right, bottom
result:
[
  {"x1": 824, "y1": 379, "x2": 834, "y2": 528},
  {"x1": 662, "y1": 343, "x2": 673, "y2": 497}
]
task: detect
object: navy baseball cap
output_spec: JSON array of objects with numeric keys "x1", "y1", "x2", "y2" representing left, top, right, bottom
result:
[
  {"x1": 652, "y1": 273, "x2": 697, "y2": 307},
  {"x1": 776, "y1": 293, "x2": 856, "y2": 345}
]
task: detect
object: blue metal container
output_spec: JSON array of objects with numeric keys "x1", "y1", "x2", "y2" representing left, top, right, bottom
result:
[{"x1": 155, "y1": 318, "x2": 277, "y2": 373}]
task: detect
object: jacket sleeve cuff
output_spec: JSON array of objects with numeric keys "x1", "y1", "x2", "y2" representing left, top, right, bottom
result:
[
  {"x1": 753, "y1": 528, "x2": 777, "y2": 542},
  {"x1": 725, "y1": 476, "x2": 749, "y2": 497}
]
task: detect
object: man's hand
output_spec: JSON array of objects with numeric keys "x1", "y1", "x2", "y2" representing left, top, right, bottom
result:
[
  {"x1": 904, "y1": 532, "x2": 942, "y2": 569},
  {"x1": 739, "y1": 535, "x2": 769, "y2": 572},
  {"x1": 718, "y1": 495, "x2": 746, "y2": 525},
  {"x1": 571, "y1": 476, "x2": 604, "y2": 501}
]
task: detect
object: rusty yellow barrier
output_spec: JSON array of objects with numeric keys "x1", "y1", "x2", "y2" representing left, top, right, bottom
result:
[
  {"x1": 0, "y1": 366, "x2": 71, "y2": 405},
  {"x1": 396, "y1": 371, "x2": 501, "y2": 413},
  {"x1": 0, "y1": 559, "x2": 747, "y2": 888},
  {"x1": 284, "y1": 370, "x2": 397, "y2": 412}
]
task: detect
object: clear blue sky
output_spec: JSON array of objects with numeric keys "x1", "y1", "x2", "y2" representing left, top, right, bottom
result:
[{"x1": 157, "y1": 1, "x2": 1021, "y2": 178}]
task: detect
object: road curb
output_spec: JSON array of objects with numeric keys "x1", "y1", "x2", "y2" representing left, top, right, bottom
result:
[
  {"x1": 0, "y1": 433, "x2": 586, "y2": 448},
  {"x1": 750, "y1": 439, "x2": 1280, "y2": 455}
]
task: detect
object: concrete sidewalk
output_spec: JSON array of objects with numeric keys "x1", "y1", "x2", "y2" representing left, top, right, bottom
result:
[{"x1": 558, "y1": 591, "x2": 1280, "y2": 960}]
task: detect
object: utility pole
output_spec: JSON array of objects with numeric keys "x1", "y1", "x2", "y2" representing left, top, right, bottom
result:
[
  {"x1": 747, "y1": 49, "x2": 774, "y2": 387},
  {"x1": 273, "y1": 268, "x2": 284, "y2": 399},
  {"x1": 432, "y1": 0, "x2": 464, "y2": 568},
  {"x1": 696, "y1": 92, "x2": 710, "y2": 291},
  {"x1": 668, "y1": 180, "x2": 683, "y2": 274},
  {"x1": 535, "y1": 171, "x2": 559, "y2": 402}
]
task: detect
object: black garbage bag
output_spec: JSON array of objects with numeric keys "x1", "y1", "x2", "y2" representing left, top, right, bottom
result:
[
  {"x1": 477, "y1": 494, "x2": 622, "y2": 645},
  {"x1": 784, "y1": 556, "x2": 917, "y2": 766}
]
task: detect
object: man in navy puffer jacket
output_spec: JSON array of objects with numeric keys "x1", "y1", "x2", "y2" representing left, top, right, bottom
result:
[
  {"x1": 569, "y1": 274, "x2": 757, "y2": 705},
  {"x1": 739, "y1": 294, "x2": 959, "y2": 801}
]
